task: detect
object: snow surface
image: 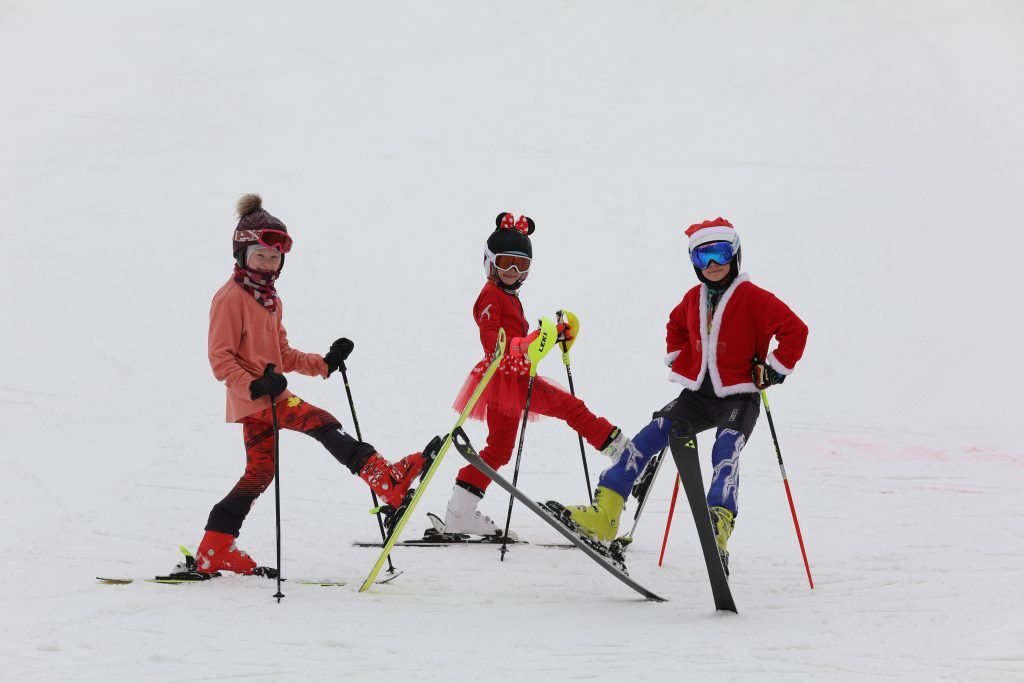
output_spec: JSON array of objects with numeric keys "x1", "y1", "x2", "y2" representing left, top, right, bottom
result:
[{"x1": 2, "y1": 1, "x2": 1023, "y2": 680}]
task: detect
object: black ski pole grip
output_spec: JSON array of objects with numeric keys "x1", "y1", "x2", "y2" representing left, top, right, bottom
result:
[{"x1": 263, "y1": 363, "x2": 280, "y2": 402}]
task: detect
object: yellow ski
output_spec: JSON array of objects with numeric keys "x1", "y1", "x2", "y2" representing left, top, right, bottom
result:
[{"x1": 358, "y1": 328, "x2": 507, "y2": 592}]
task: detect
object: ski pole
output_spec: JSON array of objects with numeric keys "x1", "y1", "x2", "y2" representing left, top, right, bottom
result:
[
  {"x1": 500, "y1": 375, "x2": 536, "y2": 561},
  {"x1": 658, "y1": 474, "x2": 681, "y2": 567},
  {"x1": 340, "y1": 361, "x2": 397, "y2": 576},
  {"x1": 264, "y1": 364, "x2": 285, "y2": 603},
  {"x1": 625, "y1": 447, "x2": 668, "y2": 540},
  {"x1": 500, "y1": 317, "x2": 558, "y2": 561},
  {"x1": 759, "y1": 389, "x2": 814, "y2": 589},
  {"x1": 555, "y1": 309, "x2": 593, "y2": 505}
]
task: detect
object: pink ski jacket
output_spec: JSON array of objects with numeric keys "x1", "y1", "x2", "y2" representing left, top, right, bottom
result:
[{"x1": 208, "y1": 279, "x2": 328, "y2": 422}]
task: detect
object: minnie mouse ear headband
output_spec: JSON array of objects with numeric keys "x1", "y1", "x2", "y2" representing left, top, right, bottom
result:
[
  {"x1": 495, "y1": 211, "x2": 535, "y2": 236},
  {"x1": 486, "y1": 212, "x2": 535, "y2": 259},
  {"x1": 485, "y1": 212, "x2": 536, "y2": 286}
]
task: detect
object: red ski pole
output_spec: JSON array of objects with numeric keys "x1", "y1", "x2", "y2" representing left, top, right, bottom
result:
[
  {"x1": 658, "y1": 474, "x2": 681, "y2": 567},
  {"x1": 759, "y1": 389, "x2": 814, "y2": 589}
]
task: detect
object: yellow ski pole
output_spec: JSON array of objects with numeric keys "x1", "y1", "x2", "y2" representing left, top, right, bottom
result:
[
  {"x1": 556, "y1": 309, "x2": 593, "y2": 504},
  {"x1": 500, "y1": 317, "x2": 558, "y2": 560}
]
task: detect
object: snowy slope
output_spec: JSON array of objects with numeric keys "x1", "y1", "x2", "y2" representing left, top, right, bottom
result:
[{"x1": 2, "y1": 1, "x2": 1023, "y2": 680}]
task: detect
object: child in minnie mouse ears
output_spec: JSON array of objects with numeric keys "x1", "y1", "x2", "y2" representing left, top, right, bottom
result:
[
  {"x1": 556, "y1": 218, "x2": 808, "y2": 572},
  {"x1": 439, "y1": 212, "x2": 632, "y2": 539},
  {"x1": 193, "y1": 194, "x2": 427, "y2": 575}
]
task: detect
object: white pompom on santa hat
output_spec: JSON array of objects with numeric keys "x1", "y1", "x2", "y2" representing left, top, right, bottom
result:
[{"x1": 685, "y1": 217, "x2": 739, "y2": 250}]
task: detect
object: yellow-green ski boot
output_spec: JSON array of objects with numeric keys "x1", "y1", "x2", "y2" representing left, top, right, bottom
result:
[
  {"x1": 708, "y1": 505, "x2": 735, "y2": 575},
  {"x1": 567, "y1": 486, "x2": 625, "y2": 542}
]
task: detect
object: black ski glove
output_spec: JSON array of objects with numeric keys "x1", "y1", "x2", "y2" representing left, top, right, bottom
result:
[
  {"x1": 324, "y1": 337, "x2": 355, "y2": 376},
  {"x1": 752, "y1": 361, "x2": 786, "y2": 390},
  {"x1": 250, "y1": 363, "x2": 288, "y2": 400}
]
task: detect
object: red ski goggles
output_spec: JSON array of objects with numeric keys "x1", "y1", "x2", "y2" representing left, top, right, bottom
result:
[
  {"x1": 689, "y1": 241, "x2": 736, "y2": 269},
  {"x1": 235, "y1": 228, "x2": 293, "y2": 254},
  {"x1": 494, "y1": 253, "x2": 531, "y2": 274},
  {"x1": 256, "y1": 229, "x2": 293, "y2": 254}
]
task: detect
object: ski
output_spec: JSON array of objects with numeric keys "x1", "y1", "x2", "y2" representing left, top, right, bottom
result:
[
  {"x1": 450, "y1": 426, "x2": 666, "y2": 602},
  {"x1": 358, "y1": 328, "x2": 508, "y2": 592},
  {"x1": 97, "y1": 576, "x2": 355, "y2": 587},
  {"x1": 417, "y1": 513, "x2": 573, "y2": 547},
  {"x1": 97, "y1": 566, "x2": 396, "y2": 587},
  {"x1": 667, "y1": 426, "x2": 738, "y2": 613},
  {"x1": 99, "y1": 545, "x2": 399, "y2": 587},
  {"x1": 425, "y1": 512, "x2": 518, "y2": 543},
  {"x1": 353, "y1": 539, "x2": 574, "y2": 548}
]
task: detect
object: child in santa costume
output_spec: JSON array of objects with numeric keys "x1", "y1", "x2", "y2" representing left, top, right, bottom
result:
[
  {"x1": 439, "y1": 212, "x2": 632, "y2": 539},
  {"x1": 195, "y1": 194, "x2": 426, "y2": 574},
  {"x1": 562, "y1": 218, "x2": 808, "y2": 570}
]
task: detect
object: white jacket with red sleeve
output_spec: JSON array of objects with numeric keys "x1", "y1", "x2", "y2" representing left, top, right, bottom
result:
[{"x1": 665, "y1": 274, "x2": 808, "y2": 397}]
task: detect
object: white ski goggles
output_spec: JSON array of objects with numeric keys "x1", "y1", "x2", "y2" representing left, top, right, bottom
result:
[{"x1": 493, "y1": 253, "x2": 531, "y2": 274}]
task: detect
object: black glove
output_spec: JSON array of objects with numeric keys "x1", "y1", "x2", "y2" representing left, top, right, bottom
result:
[
  {"x1": 752, "y1": 361, "x2": 786, "y2": 390},
  {"x1": 324, "y1": 337, "x2": 355, "y2": 376},
  {"x1": 250, "y1": 363, "x2": 288, "y2": 400}
]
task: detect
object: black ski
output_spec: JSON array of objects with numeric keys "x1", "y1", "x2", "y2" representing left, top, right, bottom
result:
[
  {"x1": 450, "y1": 427, "x2": 666, "y2": 602},
  {"x1": 667, "y1": 425, "x2": 737, "y2": 613}
]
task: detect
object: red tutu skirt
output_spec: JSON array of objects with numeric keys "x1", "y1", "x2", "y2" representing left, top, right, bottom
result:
[{"x1": 452, "y1": 355, "x2": 565, "y2": 422}]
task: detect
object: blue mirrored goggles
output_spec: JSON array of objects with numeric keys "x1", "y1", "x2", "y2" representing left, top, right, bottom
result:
[{"x1": 689, "y1": 241, "x2": 737, "y2": 269}]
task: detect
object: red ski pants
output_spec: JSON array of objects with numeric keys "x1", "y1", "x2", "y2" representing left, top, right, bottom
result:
[
  {"x1": 205, "y1": 396, "x2": 375, "y2": 537},
  {"x1": 455, "y1": 380, "x2": 615, "y2": 493}
]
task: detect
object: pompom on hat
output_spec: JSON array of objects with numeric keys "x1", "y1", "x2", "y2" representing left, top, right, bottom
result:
[{"x1": 232, "y1": 194, "x2": 289, "y2": 260}]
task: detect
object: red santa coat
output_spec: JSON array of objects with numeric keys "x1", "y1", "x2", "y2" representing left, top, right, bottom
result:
[{"x1": 665, "y1": 273, "x2": 808, "y2": 397}]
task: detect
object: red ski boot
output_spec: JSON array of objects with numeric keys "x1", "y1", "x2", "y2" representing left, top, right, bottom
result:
[
  {"x1": 358, "y1": 452, "x2": 426, "y2": 507},
  {"x1": 195, "y1": 530, "x2": 257, "y2": 575}
]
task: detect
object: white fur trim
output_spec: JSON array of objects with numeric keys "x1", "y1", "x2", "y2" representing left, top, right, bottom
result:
[
  {"x1": 717, "y1": 382, "x2": 759, "y2": 397},
  {"x1": 666, "y1": 279, "x2": 714, "y2": 388},
  {"x1": 666, "y1": 273, "x2": 758, "y2": 396},
  {"x1": 668, "y1": 370, "x2": 700, "y2": 390},
  {"x1": 663, "y1": 350, "x2": 681, "y2": 367},
  {"x1": 688, "y1": 226, "x2": 738, "y2": 249},
  {"x1": 707, "y1": 274, "x2": 750, "y2": 396},
  {"x1": 766, "y1": 352, "x2": 793, "y2": 375}
]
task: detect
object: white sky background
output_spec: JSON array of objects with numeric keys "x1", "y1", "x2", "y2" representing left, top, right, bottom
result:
[{"x1": 4, "y1": 1, "x2": 1022, "y2": 437}]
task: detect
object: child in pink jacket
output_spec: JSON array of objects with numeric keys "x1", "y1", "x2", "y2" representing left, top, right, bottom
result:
[{"x1": 195, "y1": 194, "x2": 425, "y2": 575}]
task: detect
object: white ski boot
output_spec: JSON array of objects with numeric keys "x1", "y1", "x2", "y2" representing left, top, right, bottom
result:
[
  {"x1": 437, "y1": 484, "x2": 518, "y2": 541},
  {"x1": 601, "y1": 428, "x2": 636, "y2": 466}
]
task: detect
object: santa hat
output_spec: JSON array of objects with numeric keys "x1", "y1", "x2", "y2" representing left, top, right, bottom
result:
[{"x1": 685, "y1": 218, "x2": 738, "y2": 251}]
